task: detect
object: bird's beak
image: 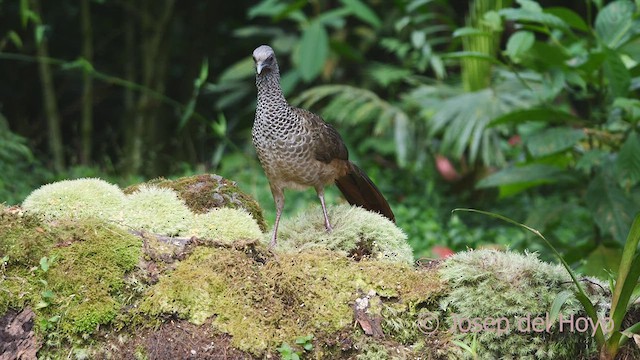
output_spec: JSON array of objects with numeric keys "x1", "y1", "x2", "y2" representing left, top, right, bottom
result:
[{"x1": 256, "y1": 61, "x2": 266, "y2": 75}]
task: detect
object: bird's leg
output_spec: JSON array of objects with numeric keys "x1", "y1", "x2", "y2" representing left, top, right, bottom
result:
[
  {"x1": 270, "y1": 186, "x2": 285, "y2": 248},
  {"x1": 316, "y1": 187, "x2": 333, "y2": 233}
]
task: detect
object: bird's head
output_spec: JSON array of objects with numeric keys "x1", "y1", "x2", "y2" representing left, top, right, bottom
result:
[{"x1": 253, "y1": 45, "x2": 277, "y2": 75}]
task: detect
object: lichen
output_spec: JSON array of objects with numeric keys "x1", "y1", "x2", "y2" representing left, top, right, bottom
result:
[
  {"x1": 273, "y1": 204, "x2": 413, "y2": 264},
  {"x1": 22, "y1": 178, "x2": 126, "y2": 221}
]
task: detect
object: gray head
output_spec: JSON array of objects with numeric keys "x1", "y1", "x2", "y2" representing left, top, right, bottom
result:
[{"x1": 253, "y1": 45, "x2": 278, "y2": 75}]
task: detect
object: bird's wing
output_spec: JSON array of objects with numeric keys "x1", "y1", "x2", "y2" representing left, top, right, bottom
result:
[{"x1": 293, "y1": 107, "x2": 349, "y2": 163}]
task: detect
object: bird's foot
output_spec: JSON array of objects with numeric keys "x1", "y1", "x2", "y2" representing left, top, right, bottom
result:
[
  {"x1": 269, "y1": 235, "x2": 277, "y2": 249},
  {"x1": 324, "y1": 221, "x2": 333, "y2": 233}
]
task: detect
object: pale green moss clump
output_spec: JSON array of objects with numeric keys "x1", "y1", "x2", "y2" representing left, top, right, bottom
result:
[
  {"x1": 273, "y1": 204, "x2": 413, "y2": 264},
  {"x1": 439, "y1": 249, "x2": 604, "y2": 359},
  {"x1": 190, "y1": 208, "x2": 262, "y2": 243},
  {"x1": 21, "y1": 179, "x2": 264, "y2": 241},
  {"x1": 22, "y1": 178, "x2": 125, "y2": 221},
  {"x1": 123, "y1": 185, "x2": 192, "y2": 236}
]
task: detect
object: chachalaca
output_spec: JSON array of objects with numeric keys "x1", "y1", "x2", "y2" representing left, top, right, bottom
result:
[{"x1": 251, "y1": 45, "x2": 395, "y2": 246}]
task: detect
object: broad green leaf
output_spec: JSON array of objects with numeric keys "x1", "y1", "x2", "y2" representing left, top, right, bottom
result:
[
  {"x1": 297, "y1": 21, "x2": 329, "y2": 82},
  {"x1": 586, "y1": 172, "x2": 639, "y2": 243},
  {"x1": 411, "y1": 31, "x2": 426, "y2": 48},
  {"x1": 576, "y1": 149, "x2": 610, "y2": 173},
  {"x1": 613, "y1": 97, "x2": 640, "y2": 122},
  {"x1": 505, "y1": 31, "x2": 535, "y2": 63},
  {"x1": 476, "y1": 164, "x2": 568, "y2": 188},
  {"x1": 581, "y1": 245, "x2": 623, "y2": 279},
  {"x1": 489, "y1": 108, "x2": 582, "y2": 127},
  {"x1": 500, "y1": 8, "x2": 568, "y2": 31},
  {"x1": 40, "y1": 257, "x2": 49, "y2": 272},
  {"x1": 526, "y1": 127, "x2": 585, "y2": 158},
  {"x1": 280, "y1": 71, "x2": 300, "y2": 96},
  {"x1": 517, "y1": 0, "x2": 543, "y2": 12},
  {"x1": 340, "y1": 0, "x2": 381, "y2": 28},
  {"x1": 368, "y1": 63, "x2": 412, "y2": 87},
  {"x1": 527, "y1": 42, "x2": 570, "y2": 68},
  {"x1": 248, "y1": 0, "x2": 287, "y2": 19},
  {"x1": 616, "y1": 132, "x2": 640, "y2": 187},
  {"x1": 272, "y1": 0, "x2": 308, "y2": 22},
  {"x1": 546, "y1": 7, "x2": 589, "y2": 32},
  {"x1": 482, "y1": 10, "x2": 503, "y2": 31},
  {"x1": 595, "y1": 0, "x2": 635, "y2": 49},
  {"x1": 219, "y1": 57, "x2": 255, "y2": 83},
  {"x1": 452, "y1": 27, "x2": 492, "y2": 38},
  {"x1": 317, "y1": 8, "x2": 350, "y2": 28},
  {"x1": 603, "y1": 48, "x2": 631, "y2": 98}
]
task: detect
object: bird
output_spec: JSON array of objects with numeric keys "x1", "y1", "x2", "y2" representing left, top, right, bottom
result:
[{"x1": 251, "y1": 44, "x2": 395, "y2": 247}]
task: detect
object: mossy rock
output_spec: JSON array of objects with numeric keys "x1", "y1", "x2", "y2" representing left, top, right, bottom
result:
[
  {"x1": 438, "y1": 249, "x2": 609, "y2": 359},
  {"x1": 0, "y1": 200, "x2": 621, "y2": 359},
  {"x1": 124, "y1": 174, "x2": 267, "y2": 231}
]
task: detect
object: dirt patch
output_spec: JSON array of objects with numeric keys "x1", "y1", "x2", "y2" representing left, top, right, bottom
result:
[
  {"x1": 100, "y1": 320, "x2": 255, "y2": 360},
  {"x1": 0, "y1": 308, "x2": 40, "y2": 360}
]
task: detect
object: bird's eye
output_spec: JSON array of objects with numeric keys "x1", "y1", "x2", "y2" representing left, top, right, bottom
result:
[{"x1": 252, "y1": 56, "x2": 257, "y2": 62}]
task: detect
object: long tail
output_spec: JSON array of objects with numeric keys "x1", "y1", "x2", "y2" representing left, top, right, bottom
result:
[{"x1": 335, "y1": 162, "x2": 395, "y2": 222}]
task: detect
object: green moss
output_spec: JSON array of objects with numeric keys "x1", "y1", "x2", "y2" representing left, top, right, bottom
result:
[
  {"x1": 124, "y1": 185, "x2": 193, "y2": 236},
  {"x1": 439, "y1": 249, "x2": 602, "y2": 359},
  {"x1": 38, "y1": 220, "x2": 142, "y2": 336},
  {"x1": 138, "y1": 247, "x2": 442, "y2": 356},
  {"x1": 0, "y1": 208, "x2": 142, "y2": 354},
  {"x1": 22, "y1": 178, "x2": 126, "y2": 221},
  {"x1": 190, "y1": 208, "x2": 262, "y2": 243},
  {"x1": 125, "y1": 174, "x2": 267, "y2": 231},
  {"x1": 0, "y1": 208, "x2": 55, "y2": 314},
  {"x1": 0, "y1": 207, "x2": 53, "y2": 266},
  {"x1": 274, "y1": 204, "x2": 413, "y2": 264}
]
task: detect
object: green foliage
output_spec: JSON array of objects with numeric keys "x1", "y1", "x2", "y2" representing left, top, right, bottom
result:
[
  {"x1": 0, "y1": 114, "x2": 52, "y2": 205},
  {"x1": 475, "y1": 0, "x2": 640, "y2": 247},
  {"x1": 277, "y1": 335, "x2": 313, "y2": 360}
]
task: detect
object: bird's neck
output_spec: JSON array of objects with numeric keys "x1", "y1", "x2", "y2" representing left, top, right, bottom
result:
[{"x1": 256, "y1": 70, "x2": 288, "y2": 109}]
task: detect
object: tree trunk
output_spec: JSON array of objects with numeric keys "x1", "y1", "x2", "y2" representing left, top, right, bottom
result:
[
  {"x1": 80, "y1": 0, "x2": 94, "y2": 165},
  {"x1": 31, "y1": 0, "x2": 65, "y2": 173}
]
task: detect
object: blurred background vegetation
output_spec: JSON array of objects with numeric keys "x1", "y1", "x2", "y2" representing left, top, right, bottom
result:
[{"x1": 0, "y1": 0, "x2": 638, "y2": 278}]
